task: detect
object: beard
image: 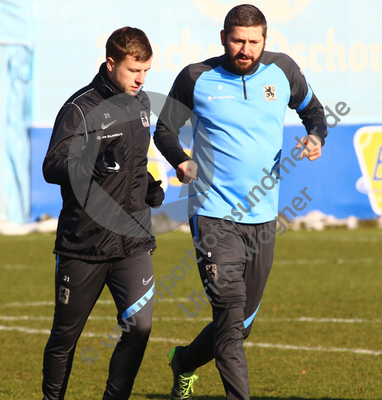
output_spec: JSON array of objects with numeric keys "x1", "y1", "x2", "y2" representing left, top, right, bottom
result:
[{"x1": 224, "y1": 43, "x2": 265, "y2": 74}]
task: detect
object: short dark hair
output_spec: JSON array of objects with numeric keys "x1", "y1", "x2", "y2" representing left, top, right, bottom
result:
[
  {"x1": 224, "y1": 4, "x2": 267, "y2": 38},
  {"x1": 106, "y1": 26, "x2": 152, "y2": 63}
]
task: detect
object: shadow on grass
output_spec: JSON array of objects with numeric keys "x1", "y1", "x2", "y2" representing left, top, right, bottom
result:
[{"x1": 137, "y1": 395, "x2": 350, "y2": 400}]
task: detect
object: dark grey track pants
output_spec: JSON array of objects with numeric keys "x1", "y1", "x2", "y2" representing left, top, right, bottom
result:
[
  {"x1": 180, "y1": 216, "x2": 276, "y2": 400},
  {"x1": 42, "y1": 251, "x2": 154, "y2": 400}
]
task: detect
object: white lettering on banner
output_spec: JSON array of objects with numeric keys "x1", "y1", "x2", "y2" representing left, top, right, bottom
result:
[
  {"x1": 371, "y1": 43, "x2": 382, "y2": 72},
  {"x1": 308, "y1": 43, "x2": 326, "y2": 73},
  {"x1": 267, "y1": 28, "x2": 381, "y2": 74},
  {"x1": 94, "y1": 27, "x2": 381, "y2": 84},
  {"x1": 136, "y1": 28, "x2": 382, "y2": 75},
  {"x1": 326, "y1": 29, "x2": 347, "y2": 72},
  {"x1": 152, "y1": 29, "x2": 218, "y2": 73},
  {"x1": 151, "y1": 43, "x2": 163, "y2": 72},
  {"x1": 349, "y1": 42, "x2": 369, "y2": 73}
]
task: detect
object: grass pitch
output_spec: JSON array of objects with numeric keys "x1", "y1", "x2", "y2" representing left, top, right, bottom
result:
[{"x1": 1, "y1": 228, "x2": 382, "y2": 399}]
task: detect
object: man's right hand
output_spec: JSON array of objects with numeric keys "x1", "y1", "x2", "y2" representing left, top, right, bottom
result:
[{"x1": 176, "y1": 160, "x2": 198, "y2": 183}]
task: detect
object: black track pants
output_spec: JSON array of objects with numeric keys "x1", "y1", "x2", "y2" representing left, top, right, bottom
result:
[
  {"x1": 179, "y1": 216, "x2": 276, "y2": 400},
  {"x1": 42, "y1": 252, "x2": 154, "y2": 400}
]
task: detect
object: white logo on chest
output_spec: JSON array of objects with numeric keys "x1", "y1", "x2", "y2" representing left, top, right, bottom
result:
[{"x1": 263, "y1": 85, "x2": 277, "y2": 101}]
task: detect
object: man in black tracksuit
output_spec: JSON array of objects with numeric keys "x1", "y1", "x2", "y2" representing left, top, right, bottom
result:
[{"x1": 41, "y1": 27, "x2": 164, "y2": 399}]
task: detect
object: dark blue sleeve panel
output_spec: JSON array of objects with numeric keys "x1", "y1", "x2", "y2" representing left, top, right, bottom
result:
[
  {"x1": 262, "y1": 51, "x2": 328, "y2": 145},
  {"x1": 154, "y1": 57, "x2": 221, "y2": 170}
]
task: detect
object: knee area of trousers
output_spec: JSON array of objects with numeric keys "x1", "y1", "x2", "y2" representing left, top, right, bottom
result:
[
  {"x1": 119, "y1": 327, "x2": 151, "y2": 346},
  {"x1": 119, "y1": 318, "x2": 152, "y2": 337},
  {"x1": 134, "y1": 321, "x2": 152, "y2": 337},
  {"x1": 45, "y1": 330, "x2": 80, "y2": 352},
  {"x1": 214, "y1": 325, "x2": 245, "y2": 353}
]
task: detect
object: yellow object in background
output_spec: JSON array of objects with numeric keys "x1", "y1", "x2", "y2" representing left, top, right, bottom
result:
[
  {"x1": 354, "y1": 126, "x2": 382, "y2": 215},
  {"x1": 147, "y1": 141, "x2": 192, "y2": 189}
]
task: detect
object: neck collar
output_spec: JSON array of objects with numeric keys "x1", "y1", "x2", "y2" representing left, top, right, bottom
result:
[{"x1": 93, "y1": 63, "x2": 139, "y2": 107}]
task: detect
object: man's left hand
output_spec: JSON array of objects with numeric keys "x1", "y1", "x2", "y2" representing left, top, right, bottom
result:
[
  {"x1": 297, "y1": 135, "x2": 322, "y2": 161},
  {"x1": 145, "y1": 173, "x2": 165, "y2": 208}
]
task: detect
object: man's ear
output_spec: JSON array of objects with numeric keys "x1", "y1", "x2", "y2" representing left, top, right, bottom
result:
[
  {"x1": 106, "y1": 57, "x2": 115, "y2": 72},
  {"x1": 220, "y1": 30, "x2": 226, "y2": 46}
]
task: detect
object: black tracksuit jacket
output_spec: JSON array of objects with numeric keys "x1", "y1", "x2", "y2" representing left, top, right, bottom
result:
[{"x1": 43, "y1": 63, "x2": 157, "y2": 260}]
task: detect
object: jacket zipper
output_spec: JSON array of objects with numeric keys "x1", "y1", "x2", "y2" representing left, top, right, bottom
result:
[
  {"x1": 119, "y1": 106, "x2": 135, "y2": 256},
  {"x1": 124, "y1": 105, "x2": 152, "y2": 241},
  {"x1": 242, "y1": 76, "x2": 247, "y2": 100},
  {"x1": 126, "y1": 113, "x2": 135, "y2": 212}
]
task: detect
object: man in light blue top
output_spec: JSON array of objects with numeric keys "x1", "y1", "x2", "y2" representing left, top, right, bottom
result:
[{"x1": 154, "y1": 5, "x2": 327, "y2": 400}]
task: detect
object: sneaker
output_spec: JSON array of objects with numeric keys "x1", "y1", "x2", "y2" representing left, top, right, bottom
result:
[{"x1": 168, "y1": 346, "x2": 198, "y2": 400}]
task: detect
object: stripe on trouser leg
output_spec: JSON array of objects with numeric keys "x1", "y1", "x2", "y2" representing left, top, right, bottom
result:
[
  {"x1": 243, "y1": 302, "x2": 261, "y2": 329},
  {"x1": 192, "y1": 215, "x2": 198, "y2": 242},
  {"x1": 122, "y1": 282, "x2": 155, "y2": 319}
]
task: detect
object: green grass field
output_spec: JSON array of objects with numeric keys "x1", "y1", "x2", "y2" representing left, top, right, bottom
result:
[{"x1": 1, "y1": 228, "x2": 382, "y2": 400}]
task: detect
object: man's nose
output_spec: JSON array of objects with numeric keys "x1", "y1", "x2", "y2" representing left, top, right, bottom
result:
[
  {"x1": 241, "y1": 42, "x2": 250, "y2": 55},
  {"x1": 136, "y1": 72, "x2": 145, "y2": 85}
]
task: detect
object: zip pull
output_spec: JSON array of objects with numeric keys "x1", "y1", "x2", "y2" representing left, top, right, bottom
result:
[{"x1": 241, "y1": 76, "x2": 247, "y2": 100}]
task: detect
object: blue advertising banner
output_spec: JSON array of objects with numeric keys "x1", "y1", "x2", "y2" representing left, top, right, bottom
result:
[{"x1": 31, "y1": 123, "x2": 380, "y2": 222}]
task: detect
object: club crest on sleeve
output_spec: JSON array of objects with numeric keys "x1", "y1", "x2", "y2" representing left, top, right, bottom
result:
[
  {"x1": 205, "y1": 264, "x2": 218, "y2": 281},
  {"x1": 263, "y1": 85, "x2": 277, "y2": 101},
  {"x1": 59, "y1": 286, "x2": 70, "y2": 305},
  {"x1": 140, "y1": 111, "x2": 150, "y2": 127}
]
